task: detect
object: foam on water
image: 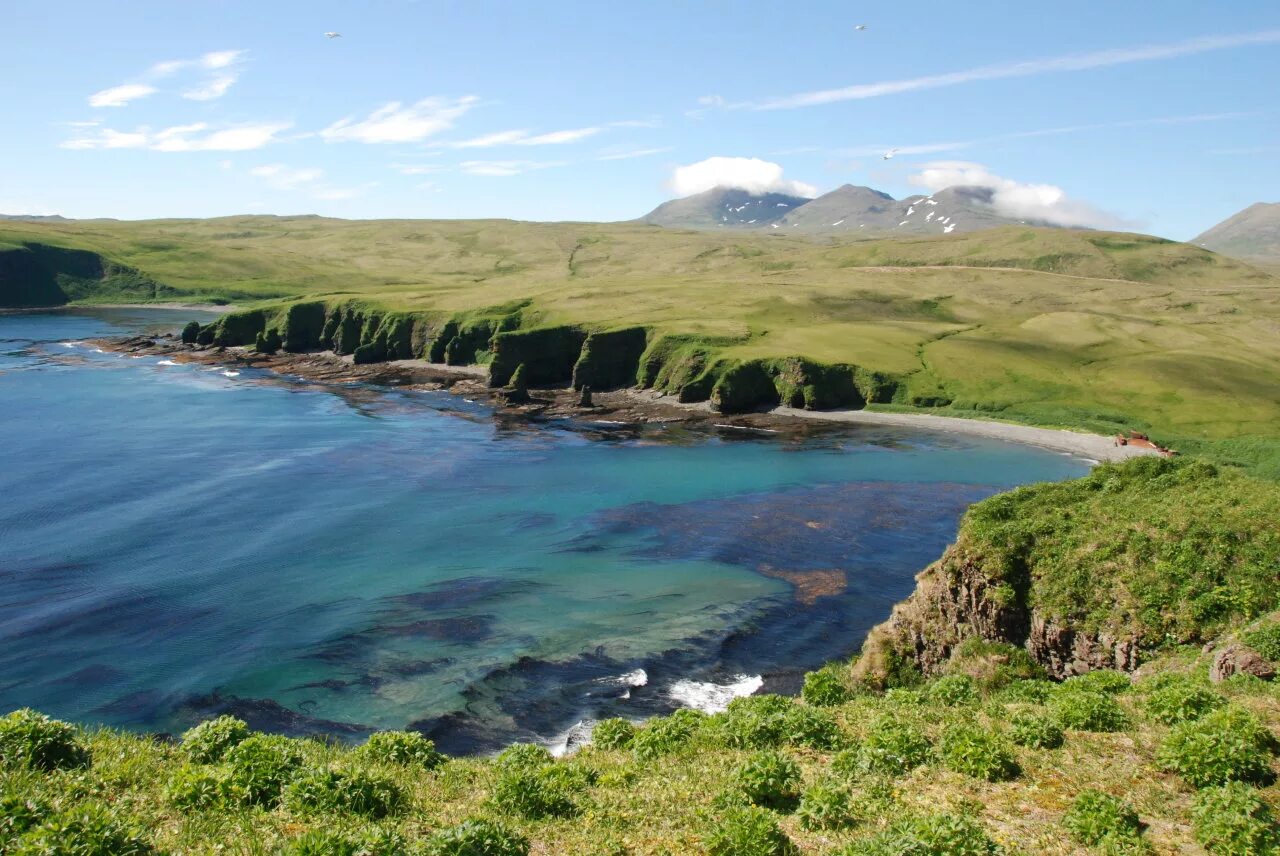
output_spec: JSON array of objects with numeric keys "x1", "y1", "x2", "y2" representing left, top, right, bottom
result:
[{"x1": 667, "y1": 674, "x2": 764, "y2": 713}]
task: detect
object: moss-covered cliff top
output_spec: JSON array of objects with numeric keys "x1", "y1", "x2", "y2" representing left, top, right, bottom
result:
[{"x1": 3, "y1": 217, "x2": 1280, "y2": 478}]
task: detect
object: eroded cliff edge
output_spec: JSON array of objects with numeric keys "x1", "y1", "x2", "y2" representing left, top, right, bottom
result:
[{"x1": 854, "y1": 456, "x2": 1280, "y2": 684}]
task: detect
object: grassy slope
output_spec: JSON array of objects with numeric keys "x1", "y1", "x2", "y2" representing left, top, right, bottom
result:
[
  {"x1": 3, "y1": 641, "x2": 1277, "y2": 854},
  {"x1": 3, "y1": 217, "x2": 1277, "y2": 475}
]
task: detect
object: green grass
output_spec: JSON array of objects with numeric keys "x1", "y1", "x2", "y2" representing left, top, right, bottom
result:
[
  {"x1": 3, "y1": 217, "x2": 1279, "y2": 475},
  {"x1": 3, "y1": 644, "x2": 1276, "y2": 855}
]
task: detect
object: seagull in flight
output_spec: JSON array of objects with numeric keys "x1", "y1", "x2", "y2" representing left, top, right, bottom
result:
[
  {"x1": 883, "y1": 148, "x2": 898, "y2": 160},
  {"x1": 324, "y1": 31, "x2": 342, "y2": 39},
  {"x1": 855, "y1": 24, "x2": 868, "y2": 31}
]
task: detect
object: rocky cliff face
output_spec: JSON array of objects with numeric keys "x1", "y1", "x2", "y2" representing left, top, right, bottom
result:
[{"x1": 854, "y1": 539, "x2": 1142, "y2": 684}]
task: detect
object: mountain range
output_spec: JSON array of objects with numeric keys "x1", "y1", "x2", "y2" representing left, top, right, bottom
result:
[
  {"x1": 638, "y1": 184, "x2": 1055, "y2": 236},
  {"x1": 1193, "y1": 202, "x2": 1280, "y2": 263}
]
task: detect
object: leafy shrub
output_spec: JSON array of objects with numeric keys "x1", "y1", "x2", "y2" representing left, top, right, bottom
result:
[
  {"x1": 1008, "y1": 710, "x2": 1064, "y2": 749},
  {"x1": 359, "y1": 730, "x2": 444, "y2": 769},
  {"x1": 424, "y1": 819, "x2": 530, "y2": 856},
  {"x1": 284, "y1": 768, "x2": 405, "y2": 818},
  {"x1": 802, "y1": 668, "x2": 850, "y2": 706},
  {"x1": 1063, "y1": 790, "x2": 1144, "y2": 849},
  {"x1": 495, "y1": 742, "x2": 552, "y2": 770},
  {"x1": 9, "y1": 804, "x2": 155, "y2": 856},
  {"x1": 1243, "y1": 622, "x2": 1280, "y2": 661},
  {"x1": 1142, "y1": 681, "x2": 1224, "y2": 725},
  {"x1": 1192, "y1": 781, "x2": 1280, "y2": 855},
  {"x1": 924, "y1": 675, "x2": 979, "y2": 706},
  {"x1": 225, "y1": 734, "x2": 304, "y2": 806},
  {"x1": 165, "y1": 764, "x2": 235, "y2": 810},
  {"x1": 995, "y1": 679, "x2": 1054, "y2": 704},
  {"x1": 946, "y1": 639, "x2": 1047, "y2": 692},
  {"x1": 491, "y1": 764, "x2": 583, "y2": 819},
  {"x1": 591, "y1": 718, "x2": 637, "y2": 750},
  {"x1": 782, "y1": 705, "x2": 844, "y2": 749},
  {"x1": 797, "y1": 779, "x2": 857, "y2": 830},
  {"x1": 733, "y1": 750, "x2": 802, "y2": 811},
  {"x1": 1157, "y1": 706, "x2": 1277, "y2": 788},
  {"x1": 837, "y1": 812, "x2": 1002, "y2": 855},
  {"x1": 1061, "y1": 670, "x2": 1132, "y2": 694},
  {"x1": 938, "y1": 724, "x2": 1020, "y2": 781},
  {"x1": 283, "y1": 828, "x2": 406, "y2": 856},
  {"x1": 849, "y1": 717, "x2": 933, "y2": 777},
  {"x1": 632, "y1": 709, "x2": 704, "y2": 759},
  {"x1": 705, "y1": 805, "x2": 795, "y2": 856},
  {"x1": 716, "y1": 695, "x2": 795, "y2": 749},
  {"x1": 181, "y1": 714, "x2": 250, "y2": 763},
  {"x1": 0, "y1": 709, "x2": 91, "y2": 772},
  {"x1": 1050, "y1": 690, "x2": 1129, "y2": 732},
  {"x1": 1, "y1": 793, "x2": 49, "y2": 844}
]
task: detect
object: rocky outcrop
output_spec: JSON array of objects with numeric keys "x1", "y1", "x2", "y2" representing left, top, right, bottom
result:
[
  {"x1": 854, "y1": 540, "x2": 1142, "y2": 684},
  {"x1": 1210, "y1": 645, "x2": 1276, "y2": 683}
]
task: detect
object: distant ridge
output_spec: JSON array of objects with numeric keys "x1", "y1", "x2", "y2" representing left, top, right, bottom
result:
[
  {"x1": 639, "y1": 184, "x2": 1058, "y2": 236},
  {"x1": 1194, "y1": 202, "x2": 1280, "y2": 263},
  {"x1": 638, "y1": 187, "x2": 811, "y2": 230}
]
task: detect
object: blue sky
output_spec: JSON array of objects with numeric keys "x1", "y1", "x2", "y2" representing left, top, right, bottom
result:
[{"x1": 2, "y1": 0, "x2": 1277, "y2": 239}]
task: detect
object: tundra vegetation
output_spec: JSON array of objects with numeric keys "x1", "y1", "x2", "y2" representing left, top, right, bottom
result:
[
  {"x1": 2, "y1": 460, "x2": 1278, "y2": 854},
  {"x1": 3, "y1": 217, "x2": 1280, "y2": 476}
]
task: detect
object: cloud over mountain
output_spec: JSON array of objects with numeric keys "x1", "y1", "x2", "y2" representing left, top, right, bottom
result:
[
  {"x1": 670, "y1": 157, "x2": 816, "y2": 199},
  {"x1": 907, "y1": 161, "x2": 1125, "y2": 228}
]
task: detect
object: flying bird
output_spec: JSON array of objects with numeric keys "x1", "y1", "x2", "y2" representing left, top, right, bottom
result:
[
  {"x1": 324, "y1": 32, "x2": 342, "y2": 39},
  {"x1": 855, "y1": 24, "x2": 868, "y2": 31},
  {"x1": 882, "y1": 148, "x2": 898, "y2": 160}
]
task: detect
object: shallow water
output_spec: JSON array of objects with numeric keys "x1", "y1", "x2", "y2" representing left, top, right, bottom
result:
[{"x1": 0, "y1": 309, "x2": 1088, "y2": 751}]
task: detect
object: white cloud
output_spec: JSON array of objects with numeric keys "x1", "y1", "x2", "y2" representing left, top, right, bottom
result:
[
  {"x1": 596, "y1": 146, "x2": 673, "y2": 161},
  {"x1": 448, "y1": 126, "x2": 602, "y2": 148},
  {"x1": 742, "y1": 30, "x2": 1280, "y2": 110},
  {"x1": 87, "y1": 49, "x2": 247, "y2": 109},
  {"x1": 183, "y1": 74, "x2": 238, "y2": 101},
  {"x1": 669, "y1": 156, "x2": 817, "y2": 198},
  {"x1": 907, "y1": 161, "x2": 1126, "y2": 228},
  {"x1": 459, "y1": 160, "x2": 565, "y2": 176},
  {"x1": 61, "y1": 121, "x2": 291, "y2": 152},
  {"x1": 609, "y1": 118, "x2": 663, "y2": 129},
  {"x1": 392, "y1": 163, "x2": 447, "y2": 175},
  {"x1": 250, "y1": 164, "x2": 324, "y2": 189},
  {"x1": 322, "y1": 96, "x2": 478, "y2": 144},
  {"x1": 88, "y1": 84, "x2": 157, "y2": 108}
]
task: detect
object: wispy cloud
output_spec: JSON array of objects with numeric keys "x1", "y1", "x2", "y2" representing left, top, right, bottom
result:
[
  {"x1": 731, "y1": 31, "x2": 1280, "y2": 110},
  {"x1": 86, "y1": 50, "x2": 248, "y2": 108},
  {"x1": 458, "y1": 160, "x2": 566, "y2": 177},
  {"x1": 448, "y1": 126, "x2": 602, "y2": 148},
  {"x1": 62, "y1": 121, "x2": 291, "y2": 152},
  {"x1": 249, "y1": 164, "x2": 324, "y2": 189},
  {"x1": 832, "y1": 112, "x2": 1256, "y2": 160},
  {"x1": 609, "y1": 118, "x2": 663, "y2": 129},
  {"x1": 322, "y1": 96, "x2": 478, "y2": 144},
  {"x1": 392, "y1": 163, "x2": 448, "y2": 175},
  {"x1": 596, "y1": 146, "x2": 673, "y2": 161},
  {"x1": 314, "y1": 183, "x2": 378, "y2": 201},
  {"x1": 88, "y1": 84, "x2": 157, "y2": 108}
]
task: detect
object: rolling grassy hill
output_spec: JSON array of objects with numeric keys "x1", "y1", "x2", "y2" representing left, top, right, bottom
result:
[{"x1": 3, "y1": 216, "x2": 1279, "y2": 475}]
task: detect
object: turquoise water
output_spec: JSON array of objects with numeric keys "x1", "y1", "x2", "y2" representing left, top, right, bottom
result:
[{"x1": 0, "y1": 310, "x2": 1088, "y2": 751}]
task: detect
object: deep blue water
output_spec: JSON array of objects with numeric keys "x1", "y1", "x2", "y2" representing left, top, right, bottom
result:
[{"x1": 0, "y1": 309, "x2": 1088, "y2": 751}]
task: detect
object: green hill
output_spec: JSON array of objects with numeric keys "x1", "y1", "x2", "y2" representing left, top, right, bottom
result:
[
  {"x1": 3, "y1": 216, "x2": 1279, "y2": 475},
  {"x1": 1195, "y1": 202, "x2": 1280, "y2": 264}
]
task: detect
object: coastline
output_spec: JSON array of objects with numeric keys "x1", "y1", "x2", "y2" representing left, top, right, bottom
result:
[
  {"x1": 94, "y1": 330, "x2": 1158, "y2": 463},
  {"x1": 0, "y1": 301, "x2": 236, "y2": 315}
]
